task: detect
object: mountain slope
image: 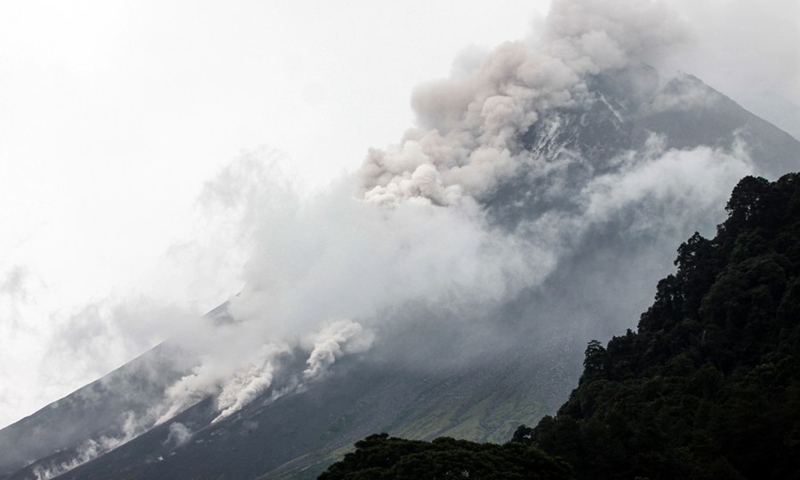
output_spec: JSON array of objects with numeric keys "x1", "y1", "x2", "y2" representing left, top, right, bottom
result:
[
  {"x1": 0, "y1": 344, "x2": 186, "y2": 479},
  {"x1": 10, "y1": 343, "x2": 568, "y2": 480}
]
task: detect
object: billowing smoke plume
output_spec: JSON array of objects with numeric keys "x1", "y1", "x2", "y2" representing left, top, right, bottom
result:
[{"x1": 360, "y1": 0, "x2": 691, "y2": 207}]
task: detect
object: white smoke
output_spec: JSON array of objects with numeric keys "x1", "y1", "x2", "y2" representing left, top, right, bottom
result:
[
  {"x1": 359, "y1": 0, "x2": 697, "y2": 208},
  {"x1": 303, "y1": 319, "x2": 375, "y2": 380},
  {"x1": 213, "y1": 343, "x2": 284, "y2": 423},
  {"x1": 165, "y1": 422, "x2": 192, "y2": 448},
  {"x1": 361, "y1": 40, "x2": 583, "y2": 206},
  {"x1": 147, "y1": 160, "x2": 554, "y2": 424},
  {"x1": 542, "y1": 0, "x2": 690, "y2": 70},
  {"x1": 580, "y1": 139, "x2": 753, "y2": 234},
  {"x1": 152, "y1": 324, "x2": 292, "y2": 425},
  {"x1": 31, "y1": 411, "x2": 141, "y2": 480}
]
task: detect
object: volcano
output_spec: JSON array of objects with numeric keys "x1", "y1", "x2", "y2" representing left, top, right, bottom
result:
[{"x1": 2, "y1": 30, "x2": 799, "y2": 480}]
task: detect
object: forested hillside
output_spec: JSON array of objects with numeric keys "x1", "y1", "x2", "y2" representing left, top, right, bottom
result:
[
  {"x1": 520, "y1": 173, "x2": 800, "y2": 479},
  {"x1": 323, "y1": 173, "x2": 800, "y2": 479},
  {"x1": 317, "y1": 434, "x2": 574, "y2": 480}
]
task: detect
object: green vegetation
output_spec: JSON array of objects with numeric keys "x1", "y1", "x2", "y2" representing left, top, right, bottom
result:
[
  {"x1": 321, "y1": 173, "x2": 800, "y2": 480},
  {"x1": 317, "y1": 433, "x2": 574, "y2": 480},
  {"x1": 516, "y1": 173, "x2": 800, "y2": 479}
]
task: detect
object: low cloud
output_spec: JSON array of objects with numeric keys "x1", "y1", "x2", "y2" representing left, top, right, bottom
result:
[{"x1": 165, "y1": 422, "x2": 192, "y2": 448}]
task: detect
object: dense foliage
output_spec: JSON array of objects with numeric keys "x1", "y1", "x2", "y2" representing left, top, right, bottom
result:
[
  {"x1": 317, "y1": 433, "x2": 574, "y2": 480},
  {"x1": 513, "y1": 173, "x2": 800, "y2": 479}
]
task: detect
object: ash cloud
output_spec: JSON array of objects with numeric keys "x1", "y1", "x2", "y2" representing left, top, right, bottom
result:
[
  {"x1": 542, "y1": 0, "x2": 690, "y2": 69},
  {"x1": 360, "y1": 0, "x2": 697, "y2": 208}
]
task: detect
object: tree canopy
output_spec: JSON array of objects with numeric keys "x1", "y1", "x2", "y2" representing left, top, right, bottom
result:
[
  {"x1": 516, "y1": 174, "x2": 800, "y2": 480},
  {"x1": 318, "y1": 433, "x2": 574, "y2": 480}
]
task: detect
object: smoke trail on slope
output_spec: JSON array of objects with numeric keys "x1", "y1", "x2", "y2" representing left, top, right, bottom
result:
[
  {"x1": 303, "y1": 319, "x2": 376, "y2": 380},
  {"x1": 148, "y1": 153, "x2": 559, "y2": 425},
  {"x1": 31, "y1": 412, "x2": 141, "y2": 480}
]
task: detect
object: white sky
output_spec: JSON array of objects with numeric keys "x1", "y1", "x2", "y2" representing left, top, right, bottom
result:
[
  {"x1": 0, "y1": 0, "x2": 797, "y2": 429},
  {"x1": 0, "y1": 0, "x2": 549, "y2": 429}
]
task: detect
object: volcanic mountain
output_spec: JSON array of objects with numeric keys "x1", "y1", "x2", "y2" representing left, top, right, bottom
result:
[{"x1": 2, "y1": 57, "x2": 798, "y2": 480}]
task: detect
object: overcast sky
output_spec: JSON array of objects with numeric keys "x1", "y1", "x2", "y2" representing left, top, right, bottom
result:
[{"x1": 0, "y1": 0, "x2": 798, "y2": 429}]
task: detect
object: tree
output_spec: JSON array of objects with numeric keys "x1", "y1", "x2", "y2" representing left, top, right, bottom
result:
[
  {"x1": 318, "y1": 434, "x2": 574, "y2": 480},
  {"x1": 528, "y1": 173, "x2": 800, "y2": 480}
]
